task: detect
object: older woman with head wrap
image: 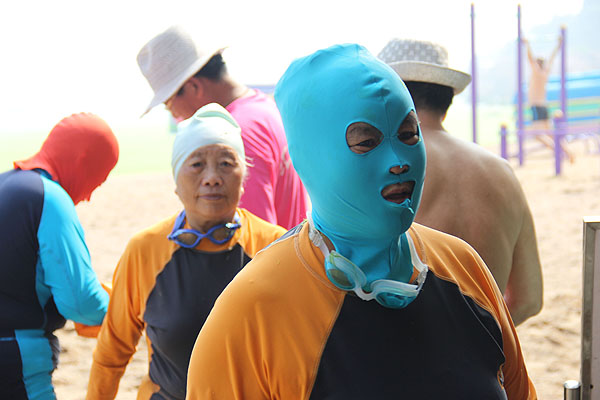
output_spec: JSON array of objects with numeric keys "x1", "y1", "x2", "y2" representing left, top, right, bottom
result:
[{"x1": 86, "y1": 104, "x2": 286, "y2": 400}]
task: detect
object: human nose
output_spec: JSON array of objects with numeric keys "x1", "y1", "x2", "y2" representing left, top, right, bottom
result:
[
  {"x1": 201, "y1": 165, "x2": 223, "y2": 186},
  {"x1": 389, "y1": 164, "x2": 409, "y2": 175}
]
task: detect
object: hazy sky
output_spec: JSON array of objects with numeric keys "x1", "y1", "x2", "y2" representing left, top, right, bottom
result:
[{"x1": 0, "y1": 0, "x2": 583, "y2": 132}]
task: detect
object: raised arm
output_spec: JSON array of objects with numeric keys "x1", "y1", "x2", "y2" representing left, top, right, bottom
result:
[
  {"x1": 522, "y1": 38, "x2": 536, "y2": 66},
  {"x1": 547, "y1": 35, "x2": 563, "y2": 70}
]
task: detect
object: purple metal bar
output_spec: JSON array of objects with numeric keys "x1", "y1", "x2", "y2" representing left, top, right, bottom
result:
[
  {"x1": 518, "y1": 129, "x2": 524, "y2": 165},
  {"x1": 500, "y1": 125, "x2": 508, "y2": 159},
  {"x1": 554, "y1": 115, "x2": 563, "y2": 175},
  {"x1": 471, "y1": 3, "x2": 477, "y2": 143},
  {"x1": 554, "y1": 26, "x2": 567, "y2": 175},
  {"x1": 517, "y1": 5, "x2": 524, "y2": 165},
  {"x1": 560, "y1": 26, "x2": 567, "y2": 119}
]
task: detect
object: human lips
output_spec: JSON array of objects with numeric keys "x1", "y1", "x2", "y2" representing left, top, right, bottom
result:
[
  {"x1": 199, "y1": 193, "x2": 225, "y2": 201},
  {"x1": 381, "y1": 182, "x2": 415, "y2": 204}
]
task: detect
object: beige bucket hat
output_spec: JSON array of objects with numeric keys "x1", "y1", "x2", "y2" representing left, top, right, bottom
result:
[
  {"x1": 378, "y1": 39, "x2": 471, "y2": 94},
  {"x1": 137, "y1": 25, "x2": 225, "y2": 116}
]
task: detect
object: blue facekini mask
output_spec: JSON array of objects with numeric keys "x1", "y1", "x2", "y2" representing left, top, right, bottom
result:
[
  {"x1": 167, "y1": 210, "x2": 241, "y2": 247},
  {"x1": 275, "y1": 44, "x2": 428, "y2": 308}
]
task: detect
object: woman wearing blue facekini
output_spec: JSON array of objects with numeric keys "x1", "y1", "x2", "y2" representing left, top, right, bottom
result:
[
  {"x1": 85, "y1": 103, "x2": 285, "y2": 400},
  {"x1": 186, "y1": 45, "x2": 537, "y2": 399}
]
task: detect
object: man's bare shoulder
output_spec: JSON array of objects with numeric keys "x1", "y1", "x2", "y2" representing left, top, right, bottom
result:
[
  {"x1": 425, "y1": 130, "x2": 519, "y2": 186},
  {"x1": 420, "y1": 128, "x2": 529, "y2": 231},
  {"x1": 418, "y1": 129, "x2": 539, "y2": 298}
]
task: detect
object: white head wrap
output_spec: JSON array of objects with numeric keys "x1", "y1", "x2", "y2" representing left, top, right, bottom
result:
[{"x1": 172, "y1": 103, "x2": 244, "y2": 181}]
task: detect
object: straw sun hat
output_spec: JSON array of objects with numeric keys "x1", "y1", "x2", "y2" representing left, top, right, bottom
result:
[
  {"x1": 378, "y1": 39, "x2": 471, "y2": 94},
  {"x1": 137, "y1": 25, "x2": 225, "y2": 116}
]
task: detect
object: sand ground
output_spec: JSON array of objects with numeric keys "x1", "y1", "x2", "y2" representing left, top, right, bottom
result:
[{"x1": 52, "y1": 138, "x2": 600, "y2": 399}]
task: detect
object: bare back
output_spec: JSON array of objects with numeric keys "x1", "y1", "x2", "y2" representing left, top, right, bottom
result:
[
  {"x1": 415, "y1": 129, "x2": 542, "y2": 324},
  {"x1": 528, "y1": 63, "x2": 551, "y2": 106}
]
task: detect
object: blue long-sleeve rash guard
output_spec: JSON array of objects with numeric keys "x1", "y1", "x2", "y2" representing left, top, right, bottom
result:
[{"x1": 0, "y1": 169, "x2": 108, "y2": 400}]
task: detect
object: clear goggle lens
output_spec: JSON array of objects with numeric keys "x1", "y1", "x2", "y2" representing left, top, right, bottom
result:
[
  {"x1": 325, "y1": 250, "x2": 427, "y2": 307},
  {"x1": 325, "y1": 252, "x2": 366, "y2": 290},
  {"x1": 318, "y1": 228, "x2": 428, "y2": 309}
]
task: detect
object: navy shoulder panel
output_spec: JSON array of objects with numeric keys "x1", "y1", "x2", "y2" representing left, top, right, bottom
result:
[
  {"x1": 0, "y1": 169, "x2": 46, "y2": 330},
  {"x1": 311, "y1": 273, "x2": 507, "y2": 400},
  {"x1": 145, "y1": 244, "x2": 251, "y2": 399}
]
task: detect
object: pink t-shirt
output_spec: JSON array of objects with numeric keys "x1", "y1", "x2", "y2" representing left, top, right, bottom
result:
[{"x1": 227, "y1": 90, "x2": 308, "y2": 229}]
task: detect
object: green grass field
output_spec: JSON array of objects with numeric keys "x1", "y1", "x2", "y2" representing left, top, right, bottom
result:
[{"x1": 0, "y1": 104, "x2": 515, "y2": 176}]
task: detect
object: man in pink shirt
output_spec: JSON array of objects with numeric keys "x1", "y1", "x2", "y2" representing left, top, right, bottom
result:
[{"x1": 136, "y1": 25, "x2": 308, "y2": 229}]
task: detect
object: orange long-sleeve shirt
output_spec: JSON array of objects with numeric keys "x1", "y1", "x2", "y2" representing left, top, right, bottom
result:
[
  {"x1": 187, "y1": 222, "x2": 536, "y2": 399},
  {"x1": 87, "y1": 208, "x2": 286, "y2": 399}
]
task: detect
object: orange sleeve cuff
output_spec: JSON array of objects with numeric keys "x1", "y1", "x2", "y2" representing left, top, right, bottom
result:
[{"x1": 74, "y1": 281, "x2": 112, "y2": 338}]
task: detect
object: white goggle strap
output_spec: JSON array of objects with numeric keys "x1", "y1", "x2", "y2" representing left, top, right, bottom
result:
[
  {"x1": 405, "y1": 232, "x2": 429, "y2": 290},
  {"x1": 307, "y1": 214, "x2": 332, "y2": 258}
]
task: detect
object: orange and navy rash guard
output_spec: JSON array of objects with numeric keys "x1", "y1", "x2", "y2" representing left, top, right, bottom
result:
[
  {"x1": 86, "y1": 208, "x2": 286, "y2": 400},
  {"x1": 186, "y1": 222, "x2": 537, "y2": 400}
]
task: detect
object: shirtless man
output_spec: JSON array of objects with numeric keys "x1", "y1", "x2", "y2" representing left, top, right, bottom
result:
[
  {"x1": 379, "y1": 39, "x2": 543, "y2": 325},
  {"x1": 523, "y1": 35, "x2": 574, "y2": 163}
]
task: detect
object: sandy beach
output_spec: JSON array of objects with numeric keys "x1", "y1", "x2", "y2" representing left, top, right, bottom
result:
[{"x1": 52, "y1": 138, "x2": 600, "y2": 399}]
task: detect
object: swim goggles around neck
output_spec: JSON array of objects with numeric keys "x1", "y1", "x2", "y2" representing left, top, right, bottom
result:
[
  {"x1": 308, "y1": 221, "x2": 428, "y2": 309},
  {"x1": 167, "y1": 210, "x2": 241, "y2": 247}
]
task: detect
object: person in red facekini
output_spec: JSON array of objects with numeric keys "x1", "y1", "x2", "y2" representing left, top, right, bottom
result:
[{"x1": 0, "y1": 113, "x2": 118, "y2": 400}]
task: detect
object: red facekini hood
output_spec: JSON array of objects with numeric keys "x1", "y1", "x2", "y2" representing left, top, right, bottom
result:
[{"x1": 14, "y1": 113, "x2": 119, "y2": 205}]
